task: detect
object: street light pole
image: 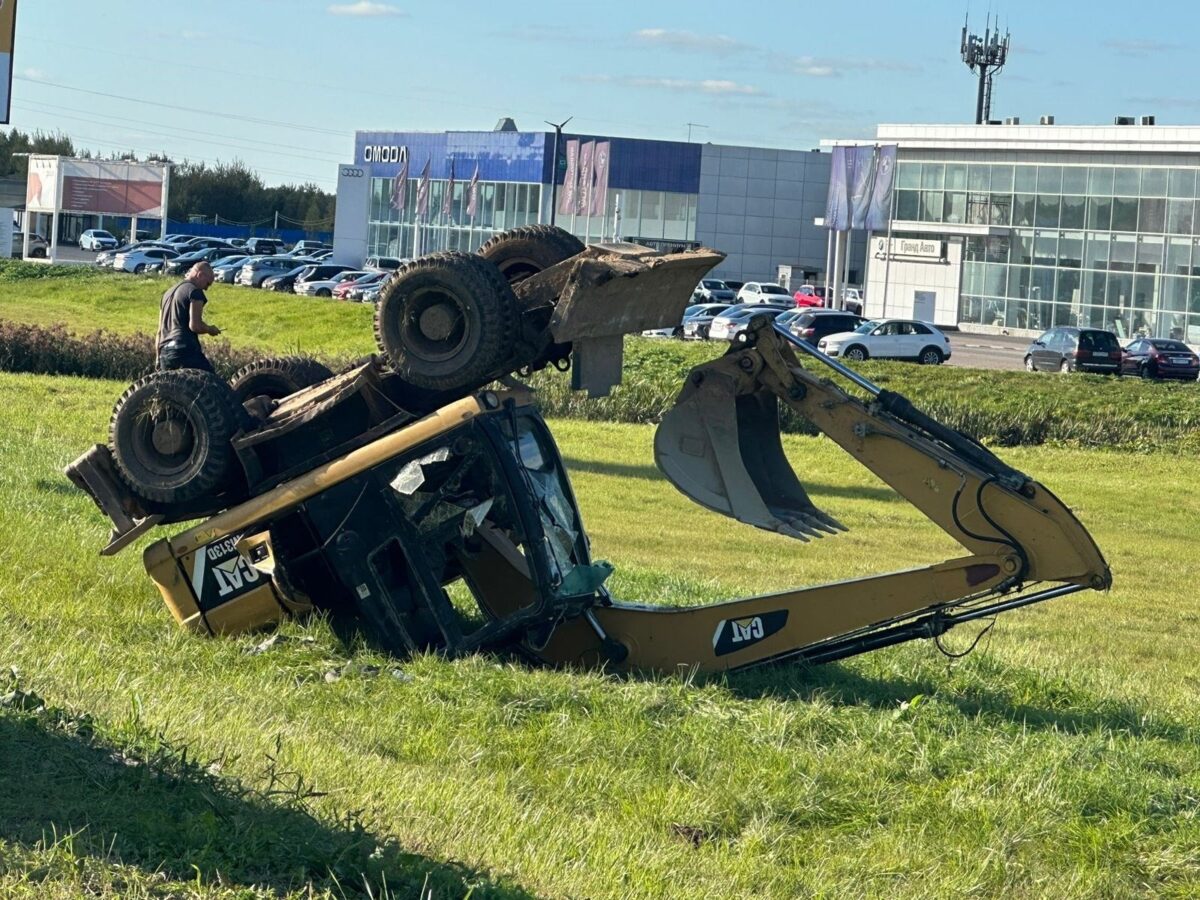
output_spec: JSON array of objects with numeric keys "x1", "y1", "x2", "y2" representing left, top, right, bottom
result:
[{"x1": 544, "y1": 116, "x2": 572, "y2": 226}]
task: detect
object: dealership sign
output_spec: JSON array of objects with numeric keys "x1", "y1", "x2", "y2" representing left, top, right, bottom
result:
[
  {"x1": 875, "y1": 237, "x2": 945, "y2": 261},
  {"x1": 362, "y1": 144, "x2": 408, "y2": 164},
  {"x1": 27, "y1": 156, "x2": 166, "y2": 217}
]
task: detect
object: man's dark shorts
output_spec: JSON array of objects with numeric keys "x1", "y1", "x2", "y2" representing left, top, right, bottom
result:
[{"x1": 157, "y1": 342, "x2": 215, "y2": 373}]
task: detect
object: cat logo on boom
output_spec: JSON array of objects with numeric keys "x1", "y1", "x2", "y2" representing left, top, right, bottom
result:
[{"x1": 712, "y1": 610, "x2": 788, "y2": 657}]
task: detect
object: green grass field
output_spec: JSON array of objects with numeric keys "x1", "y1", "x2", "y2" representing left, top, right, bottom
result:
[{"x1": 0, "y1": 370, "x2": 1197, "y2": 898}]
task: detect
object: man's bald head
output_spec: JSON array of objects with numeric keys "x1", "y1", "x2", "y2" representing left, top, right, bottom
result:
[{"x1": 187, "y1": 261, "x2": 215, "y2": 289}]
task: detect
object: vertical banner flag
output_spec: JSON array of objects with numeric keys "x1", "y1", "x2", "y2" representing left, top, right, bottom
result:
[
  {"x1": 576, "y1": 140, "x2": 595, "y2": 216},
  {"x1": 415, "y1": 158, "x2": 431, "y2": 217},
  {"x1": 390, "y1": 152, "x2": 409, "y2": 211},
  {"x1": 590, "y1": 141, "x2": 611, "y2": 216},
  {"x1": 466, "y1": 163, "x2": 480, "y2": 219},
  {"x1": 866, "y1": 144, "x2": 897, "y2": 232},
  {"x1": 824, "y1": 144, "x2": 898, "y2": 232},
  {"x1": 441, "y1": 159, "x2": 456, "y2": 218},
  {"x1": 0, "y1": 0, "x2": 15, "y2": 124},
  {"x1": 824, "y1": 146, "x2": 849, "y2": 231},
  {"x1": 558, "y1": 139, "x2": 580, "y2": 216},
  {"x1": 848, "y1": 146, "x2": 874, "y2": 231}
]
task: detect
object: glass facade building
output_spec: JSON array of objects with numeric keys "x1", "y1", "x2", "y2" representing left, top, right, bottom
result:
[
  {"x1": 333, "y1": 129, "x2": 835, "y2": 284},
  {"x1": 835, "y1": 124, "x2": 1200, "y2": 342}
]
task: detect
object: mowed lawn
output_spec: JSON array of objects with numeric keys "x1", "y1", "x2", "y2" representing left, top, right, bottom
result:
[
  {"x1": 0, "y1": 268, "x2": 377, "y2": 359},
  {"x1": 0, "y1": 371, "x2": 1197, "y2": 898}
]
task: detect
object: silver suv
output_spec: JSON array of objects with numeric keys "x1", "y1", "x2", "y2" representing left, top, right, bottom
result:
[
  {"x1": 12, "y1": 232, "x2": 48, "y2": 258},
  {"x1": 237, "y1": 256, "x2": 298, "y2": 288}
]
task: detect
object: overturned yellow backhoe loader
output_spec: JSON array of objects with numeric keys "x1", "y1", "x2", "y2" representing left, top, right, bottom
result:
[{"x1": 67, "y1": 227, "x2": 1110, "y2": 672}]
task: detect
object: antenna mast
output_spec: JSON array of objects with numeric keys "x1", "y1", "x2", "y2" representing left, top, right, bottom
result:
[{"x1": 961, "y1": 14, "x2": 1011, "y2": 124}]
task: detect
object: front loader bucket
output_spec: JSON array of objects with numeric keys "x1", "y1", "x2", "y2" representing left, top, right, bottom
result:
[{"x1": 654, "y1": 364, "x2": 846, "y2": 541}]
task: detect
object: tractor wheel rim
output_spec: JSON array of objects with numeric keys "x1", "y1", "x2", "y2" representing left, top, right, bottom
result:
[{"x1": 401, "y1": 287, "x2": 470, "y2": 362}]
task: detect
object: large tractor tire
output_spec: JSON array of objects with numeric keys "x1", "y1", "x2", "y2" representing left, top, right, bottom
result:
[
  {"x1": 109, "y1": 369, "x2": 243, "y2": 505},
  {"x1": 374, "y1": 252, "x2": 519, "y2": 393},
  {"x1": 229, "y1": 356, "x2": 335, "y2": 405},
  {"x1": 478, "y1": 225, "x2": 585, "y2": 285}
]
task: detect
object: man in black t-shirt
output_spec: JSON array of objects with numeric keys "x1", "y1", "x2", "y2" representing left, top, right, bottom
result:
[{"x1": 156, "y1": 261, "x2": 221, "y2": 372}]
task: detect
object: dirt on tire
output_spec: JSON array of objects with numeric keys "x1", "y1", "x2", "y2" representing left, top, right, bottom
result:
[
  {"x1": 478, "y1": 225, "x2": 585, "y2": 285},
  {"x1": 229, "y1": 356, "x2": 335, "y2": 405},
  {"x1": 109, "y1": 369, "x2": 243, "y2": 505},
  {"x1": 373, "y1": 252, "x2": 519, "y2": 393}
]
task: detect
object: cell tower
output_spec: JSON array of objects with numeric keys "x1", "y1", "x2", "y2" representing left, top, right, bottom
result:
[{"x1": 960, "y1": 15, "x2": 1011, "y2": 124}]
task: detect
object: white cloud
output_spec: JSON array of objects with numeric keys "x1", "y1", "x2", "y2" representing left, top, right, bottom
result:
[
  {"x1": 22, "y1": 68, "x2": 45, "y2": 80},
  {"x1": 581, "y1": 75, "x2": 763, "y2": 96},
  {"x1": 633, "y1": 28, "x2": 752, "y2": 57},
  {"x1": 327, "y1": 2, "x2": 405, "y2": 16}
]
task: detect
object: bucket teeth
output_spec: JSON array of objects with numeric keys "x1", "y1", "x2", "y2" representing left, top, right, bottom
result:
[{"x1": 777, "y1": 524, "x2": 812, "y2": 542}]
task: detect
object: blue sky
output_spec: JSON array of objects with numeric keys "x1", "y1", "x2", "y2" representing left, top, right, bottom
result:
[{"x1": 8, "y1": 0, "x2": 1199, "y2": 190}]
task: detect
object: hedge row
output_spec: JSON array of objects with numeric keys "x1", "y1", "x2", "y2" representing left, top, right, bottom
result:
[{"x1": 2, "y1": 320, "x2": 1198, "y2": 453}]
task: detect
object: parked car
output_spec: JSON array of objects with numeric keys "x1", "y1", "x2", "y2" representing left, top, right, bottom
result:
[
  {"x1": 113, "y1": 247, "x2": 179, "y2": 274},
  {"x1": 310, "y1": 249, "x2": 334, "y2": 261},
  {"x1": 262, "y1": 265, "x2": 311, "y2": 293},
  {"x1": 162, "y1": 246, "x2": 244, "y2": 276},
  {"x1": 292, "y1": 240, "x2": 332, "y2": 255},
  {"x1": 693, "y1": 279, "x2": 737, "y2": 304},
  {"x1": 1117, "y1": 338, "x2": 1200, "y2": 381},
  {"x1": 724, "y1": 280, "x2": 745, "y2": 292},
  {"x1": 79, "y1": 229, "x2": 119, "y2": 251},
  {"x1": 12, "y1": 231, "x2": 48, "y2": 258},
  {"x1": 642, "y1": 303, "x2": 710, "y2": 338},
  {"x1": 794, "y1": 285, "x2": 828, "y2": 308},
  {"x1": 818, "y1": 319, "x2": 951, "y2": 364},
  {"x1": 212, "y1": 255, "x2": 251, "y2": 283},
  {"x1": 841, "y1": 287, "x2": 865, "y2": 315},
  {"x1": 787, "y1": 310, "x2": 866, "y2": 347},
  {"x1": 365, "y1": 255, "x2": 405, "y2": 271},
  {"x1": 244, "y1": 237, "x2": 285, "y2": 256},
  {"x1": 681, "y1": 303, "x2": 733, "y2": 340},
  {"x1": 237, "y1": 256, "x2": 297, "y2": 287},
  {"x1": 297, "y1": 269, "x2": 365, "y2": 298},
  {"x1": 1024, "y1": 327, "x2": 1121, "y2": 375},
  {"x1": 736, "y1": 282, "x2": 793, "y2": 305},
  {"x1": 334, "y1": 271, "x2": 386, "y2": 300},
  {"x1": 709, "y1": 303, "x2": 792, "y2": 341}
]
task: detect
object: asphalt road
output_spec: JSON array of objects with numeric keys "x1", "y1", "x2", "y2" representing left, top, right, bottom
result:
[{"x1": 947, "y1": 332, "x2": 1031, "y2": 371}]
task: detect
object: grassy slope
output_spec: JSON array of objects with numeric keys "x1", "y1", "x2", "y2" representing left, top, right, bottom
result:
[
  {"x1": 0, "y1": 372, "x2": 1197, "y2": 898},
  {"x1": 0, "y1": 267, "x2": 377, "y2": 359}
]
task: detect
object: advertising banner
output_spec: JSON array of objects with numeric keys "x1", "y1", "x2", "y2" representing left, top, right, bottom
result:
[
  {"x1": 590, "y1": 141, "x2": 611, "y2": 216},
  {"x1": 465, "y1": 163, "x2": 480, "y2": 219},
  {"x1": 824, "y1": 146, "x2": 849, "y2": 231},
  {"x1": 59, "y1": 159, "x2": 165, "y2": 216},
  {"x1": 415, "y1": 158, "x2": 431, "y2": 217},
  {"x1": 576, "y1": 141, "x2": 595, "y2": 216},
  {"x1": 441, "y1": 159, "x2": 455, "y2": 219},
  {"x1": 0, "y1": 0, "x2": 15, "y2": 124},
  {"x1": 25, "y1": 156, "x2": 58, "y2": 212},
  {"x1": 390, "y1": 153, "x2": 409, "y2": 211},
  {"x1": 558, "y1": 139, "x2": 579, "y2": 217},
  {"x1": 866, "y1": 144, "x2": 897, "y2": 232},
  {"x1": 824, "y1": 144, "x2": 898, "y2": 232}
]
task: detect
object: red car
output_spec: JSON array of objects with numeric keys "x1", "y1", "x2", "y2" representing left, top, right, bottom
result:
[
  {"x1": 333, "y1": 271, "x2": 385, "y2": 300},
  {"x1": 794, "y1": 285, "x2": 828, "y2": 308},
  {"x1": 1120, "y1": 338, "x2": 1200, "y2": 381}
]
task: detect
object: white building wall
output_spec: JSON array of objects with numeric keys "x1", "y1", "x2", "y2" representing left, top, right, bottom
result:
[{"x1": 864, "y1": 238, "x2": 963, "y2": 327}]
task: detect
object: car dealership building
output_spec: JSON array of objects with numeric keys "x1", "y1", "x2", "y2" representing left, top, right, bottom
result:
[
  {"x1": 332, "y1": 126, "x2": 850, "y2": 287},
  {"x1": 826, "y1": 122, "x2": 1200, "y2": 340}
]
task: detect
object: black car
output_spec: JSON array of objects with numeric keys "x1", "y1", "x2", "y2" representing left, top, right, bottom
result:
[
  {"x1": 1024, "y1": 327, "x2": 1122, "y2": 375},
  {"x1": 162, "y1": 246, "x2": 244, "y2": 276},
  {"x1": 788, "y1": 310, "x2": 866, "y2": 346},
  {"x1": 1120, "y1": 338, "x2": 1200, "y2": 381},
  {"x1": 245, "y1": 237, "x2": 285, "y2": 256},
  {"x1": 263, "y1": 265, "x2": 310, "y2": 293}
]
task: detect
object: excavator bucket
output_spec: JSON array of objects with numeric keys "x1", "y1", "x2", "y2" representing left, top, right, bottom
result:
[{"x1": 654, "y1": 360, "x2": 846, "y2": 541}]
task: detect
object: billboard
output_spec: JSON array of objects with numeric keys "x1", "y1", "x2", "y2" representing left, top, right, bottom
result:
[
  {"x1": 26, "y1": 157, "x2": 167, "y2": 217},
  {"x1": 0, "y1": 0, "x2": 13, "y2": 124}
]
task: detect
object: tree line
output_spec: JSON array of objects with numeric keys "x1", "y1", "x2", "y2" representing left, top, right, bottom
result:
[{"x1": 0, "y1": 129, "x2": 335, "y2": 228}]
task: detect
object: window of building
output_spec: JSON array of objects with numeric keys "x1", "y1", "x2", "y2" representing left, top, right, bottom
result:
[
  {"x1": 920, "y1": 163, "x2": 945, "y2": 190},
  {"x1": 1140, "y1": 168, "x2": 1168, "y2": 197},
  {"x1": 1114, "y1": 168, "x2": 1140, "y2": 196}
]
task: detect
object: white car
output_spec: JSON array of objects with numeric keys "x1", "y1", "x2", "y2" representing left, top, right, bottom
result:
[
  {"x1": 79, "y1": 229, "x2": 119, "y2": 251},
  {"x1": 708, "y1": 303, "x2": 791, "y2": 341},
  {"x1": 113, "y1": 247, "x2": 179, "y2": 274},
  {"x1": 296, "y1": 270, "x2": 368, "y2": 298},
  {"x1": 736, "y1": 282, "x2": 793, "y2": 305},
  {"x1": 817, "y1": 319, "x2": 951, "y2": 364}
]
